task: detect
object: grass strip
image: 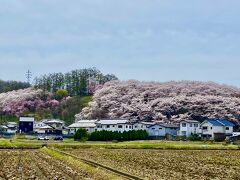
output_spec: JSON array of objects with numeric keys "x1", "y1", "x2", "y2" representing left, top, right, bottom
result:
[{"x1": 40, "y1": 147, "x2": 127, "y2": 180}]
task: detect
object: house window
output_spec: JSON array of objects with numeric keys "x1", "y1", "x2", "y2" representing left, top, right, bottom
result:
[
  {"x1": 226, "y1": 127, "x2": 230, "y2": 130},
  {"x1": 126, "y1": 125, "x2": 128, "y2": 128},
  {"x1": 106, "y1": 125, "x2": 110, "y2": 128},
  {"x1": 181, "y1": 131, "x2": 186, "y2": 135},
  {"x1": 202, "y1": 126, "x2": 208, "y2": 130},
  {"x1": 152, "y1": 128, "x2": 155, "y2": 130},
  {"x1": 194, "y1": 124, "x2": 198, "y2": 127},
  {"x1": 135, "y1": 126, "x2": 137, "y2": 128},
  {"x1": 112, "y1": 125, "x2": 115, "y2": 127},
  {"x1": 210, "y1": 127, "x2": 212, "y2": 130},
  {"x1": 97, "y1": 125, "x2": 102, "y2": 128},
  {"x1": 118, "y1": 125, "x2": 123, "y2": 128},
  {"x1": 141, "y1": 125, "x2": 143, "y2": 128},
  {"x1": 159, "y1": 128, "x2": 162, "y2": 130},
  {"x1": 182, "y1": 123, "x2": 186, "y2": 127},
  {"x1": 189, "y1": 123, "x2": 193, "y2": 127}
]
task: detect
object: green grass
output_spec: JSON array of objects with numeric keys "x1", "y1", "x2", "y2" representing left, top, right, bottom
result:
[{"x1": 0, "y1": 138, "x2": 238, "y2": 150}]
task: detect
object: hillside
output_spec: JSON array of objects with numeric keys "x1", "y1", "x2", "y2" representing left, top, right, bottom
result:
[
  {"x1": 0, "y1": 88, "x2": 92, "y2": 125},
  {"x1": 76, "y1": 80, "x2": 240, "y2": 123}
]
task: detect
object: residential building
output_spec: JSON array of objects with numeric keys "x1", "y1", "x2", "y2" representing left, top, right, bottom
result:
[
  {"x1": 34, "y1": 125, "x2": 54, "y2": 134},
  {"x1": 44, "y1": 119, "x2": 64, "y2": 130},
  {"x1": 34, "y1": 119, "x2": 65, "y2": 135},
  {"x1": 201, "y1": 119, "x2": 235, "y2": 139},
  {"x1": 19, "y1": 117, "x2": 35, "y2": 133},
  {"x1": 148, "y1": 123, "x2": 179, "y2": 138},
  {"x1": 179, "y1": 120, "x2": 201, "y2": 137},
  {"x1": 96, "y1": 119, "x2": 130, "y2": 132},
  {"x1": 68, "y1": 120, "x2": 97, "y2": 134},
  {"x1": 132, "y1": 122, "x2": 155, "y2": 130}
]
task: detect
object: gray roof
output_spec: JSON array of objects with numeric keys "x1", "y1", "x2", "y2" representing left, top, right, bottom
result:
[
  {"x1": 19, "y1": 117, "x2": 34, "y2": 122},
  {"x1": 96, "y1": 119, "x2": 129, "y2": 125},
  {"x1": 180, "y1": 120, "x2": 199, "y2": 123},
  {"x1": 44, "y1": 119, "x2": 64, "y2": 124},
  {"x1": 140, "y1": 122, "x2": 156, "y2": 125},
  {"x1": 150, "y1": 123, "x2": 179, "y2": 128},
  {"x1": 0, "y1": 125, "x2": 8, "y2": 129},
  {"x1": 38, "y1": 125, "x2": 53, "y2": 129},
  {"x1": 68, "y1": 120, "x2": 97, "y2": 128}
]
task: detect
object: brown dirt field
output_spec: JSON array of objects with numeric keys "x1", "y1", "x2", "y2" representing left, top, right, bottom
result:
[{"x1": 66, "y1": 149, "x2": 240, "y2": 180}]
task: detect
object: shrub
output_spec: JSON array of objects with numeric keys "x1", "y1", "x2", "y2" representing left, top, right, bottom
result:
[
  {"x1": 74, "y1": 128, "x2": 88, "y2": 141},
  {"x1": 188, "y1": 133, "x2": 201, "y2": 141},
  {"x1": 176, "y1": 135, "x2": 185, "y2": 141},
  {"x1": 89, "y1": 130, "x2": 148, "y2": 141}
]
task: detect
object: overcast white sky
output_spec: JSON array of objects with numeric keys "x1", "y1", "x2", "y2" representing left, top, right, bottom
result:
[{"x1": 0, "y1": 0, "x2": 239, "y2": 86}]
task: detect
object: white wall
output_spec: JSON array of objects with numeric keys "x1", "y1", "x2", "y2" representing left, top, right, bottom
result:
[
  {"x1": 201, "y1": 122, "x2": 233, "y2": 139},
  {"x1": 96, "y1": 124, "x2": 133, "y2": 132},
  {"x1": 179, "y1": 122, "x2": 201, "y2": 137},
  {"x1": 132, "y1": 123, "x2": 147, "y2": 130},
  {"x1": 69, "y1": 127, "x2": 95, "y2": 134},
  {"x1": 148, "y1": 125, "x2": 166, "y2": 136}
]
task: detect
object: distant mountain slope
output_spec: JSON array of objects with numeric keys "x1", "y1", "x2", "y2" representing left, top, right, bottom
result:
[
  {"x1": 76, "y1": 80, "x2": 240, "y2": 122},
  {"x1": 0, "y1": 88, "x2": 92, "y2": 125}
]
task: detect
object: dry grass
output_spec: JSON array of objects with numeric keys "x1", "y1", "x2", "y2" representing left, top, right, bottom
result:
[
  {"x1": 66, "y1": 148, "x2": 240, "y2": 180},
  {"x1": 0, "y1": 149, "x2": 126, "y2": 180}
]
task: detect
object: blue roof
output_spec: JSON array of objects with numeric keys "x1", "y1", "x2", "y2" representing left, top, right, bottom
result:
[{"x1": 207, "y1": 119, "x2": 235, "y2": 126}]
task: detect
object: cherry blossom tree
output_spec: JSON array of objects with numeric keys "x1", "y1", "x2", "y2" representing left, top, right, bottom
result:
[{"x1": 76, "y1": 80, "x2": 240, "y2": 123}]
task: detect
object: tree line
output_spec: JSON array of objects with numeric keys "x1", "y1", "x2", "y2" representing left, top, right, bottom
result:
[
  {"x1": 0, "y1": 80, "x2": 30, "y2": 93},
  {"x1": 33, "y1": 68, "x2": 118, "y2": 96}
]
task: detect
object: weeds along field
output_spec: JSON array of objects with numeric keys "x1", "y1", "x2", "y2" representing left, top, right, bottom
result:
[
  {"x1": 0, "y1": 149, "x2": 126, "y2": 180},
  {"x1": 66, "y1": 149, "x2": 240, "y2": 180}
]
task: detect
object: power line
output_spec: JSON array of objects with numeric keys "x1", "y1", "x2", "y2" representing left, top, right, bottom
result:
[{"x1": 25, "y1": 70, "x2": 32, "y2": 84}]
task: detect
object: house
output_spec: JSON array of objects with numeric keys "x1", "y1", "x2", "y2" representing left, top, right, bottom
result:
[
  {"x1": 148, "y1": 123, "x2": 179, "y2": 138},
  {"x1": 19, "y1": 117, "x2": 35, "y2": 133},
  {"x1": 96, "y1": 119, "x2": 130, "y2": 132},
  {"x1": 5, "y1": 122, "x2": 18, "y2": 134},
  {"x1": 35, "y1": 125, "x2": 54, "y2": 134},
  {"x1": 36, "y1": 119, "x2": 64, "y2": 135},
  {"x1": 132, "y1": 122, "x2": 155, "y2": 130},
  {"x1": 44, "y1": 119, "x2": 64, "y2": 130},
  {"x1": 201, "y1": 119, "x2": 235, "y2": 139},
  {"x1": 178, "y1": 120, "x2": 201, "y2": 137},
  {"x1": 33, "y1": 119, "x2": 65, "y2": 135},
  {"x1": 68, "y1": 120, "x2": 97, "y2": 134}
]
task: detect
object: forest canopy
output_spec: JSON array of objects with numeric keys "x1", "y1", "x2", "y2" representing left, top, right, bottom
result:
[{"x1": 33, "y1": 67, "x2": 118, "y2": 96}]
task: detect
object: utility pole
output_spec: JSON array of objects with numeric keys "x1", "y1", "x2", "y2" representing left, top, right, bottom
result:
[{"x1": 26, "y1": 70, "x2": 32, "y2": 84}]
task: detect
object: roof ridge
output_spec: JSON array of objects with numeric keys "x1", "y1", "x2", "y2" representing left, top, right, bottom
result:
[{"x1": 216, "y1": 120, "x2": 225, "y2": 126}]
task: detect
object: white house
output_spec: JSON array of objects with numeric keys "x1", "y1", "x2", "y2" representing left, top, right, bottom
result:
[
  {"x1": 201, "y1": 119, "x2": 235, "y2": 139},
  {"x1": 0, "y1": 122, "x2": 18, "y2": 134},
  {"x1": 34, "y1": 119, "x2": 65, "y2": 135},
  {"x1": 34, "y1": 125, "x2": 54, "y2": 134},
  {"x1": 132, "y1": 122, "x2": 155, "y2": 130},
  {"x1": 44, "y1": 119, "x2": 64, "y2": 130},
  {"x1": 148, "y1": 123, "x2": 179, "y2": 138},
  {"x1": 178, "y1": 120, "x2": 201, "y2": 137},
  {"x1": 68, "y1": 120, "x2": 97, "y2": 134},
  {"x1": 96, "y1": 119, "x2": 130, "y2": 132}
]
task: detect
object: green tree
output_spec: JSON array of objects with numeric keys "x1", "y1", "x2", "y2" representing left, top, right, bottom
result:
[
  {"x1": 74, "y1": 128, "x2": 88, "y2": 141},
  {"x1": 55, "y1": 89, "x2": 68, "y2": 100}
]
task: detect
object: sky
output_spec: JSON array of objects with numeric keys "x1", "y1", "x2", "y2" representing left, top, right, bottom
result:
[{"x1": 0, "y1": 0, "x2": 239, "y2": 86}]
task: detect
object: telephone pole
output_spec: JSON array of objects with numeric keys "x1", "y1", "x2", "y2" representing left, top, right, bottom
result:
[{"x1": 26, "y1": 70, "x2": 32, "y2": 84}]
